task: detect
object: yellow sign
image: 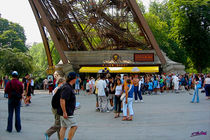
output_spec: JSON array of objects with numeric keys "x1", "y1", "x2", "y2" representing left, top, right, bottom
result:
[{"x1": 79, "y1": 66, "x2": 159, "y2": 73}]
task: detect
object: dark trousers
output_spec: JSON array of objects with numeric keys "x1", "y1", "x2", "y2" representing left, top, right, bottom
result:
[
  {"x1": 7, "y1": 98, "x2": 21, "y2": 132},
  {"x1": 134, "y1": 86, "x2": 143, "y2": 100},
  {"x1": 205, "y1": 84, "x2": 210, "y2": 96},
  {"x1": 114, "y1": 95, "x2": 121, "y2": 113}
]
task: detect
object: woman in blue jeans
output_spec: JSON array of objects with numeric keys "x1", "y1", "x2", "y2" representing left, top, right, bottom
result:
[
  {"x1": 122, "y1": 79, "x2": 134, "y2": 121},
  {"x1": 191, "y1": 75, "x2": 201, "y2": 103}
]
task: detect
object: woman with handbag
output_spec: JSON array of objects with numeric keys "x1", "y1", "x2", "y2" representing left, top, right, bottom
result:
[
  {"x1": 114, "y1": 78, "x2": 123, "y2": 118},
  {"x1": 122, "y1": 79, "x2": 134, "y2": 121}
]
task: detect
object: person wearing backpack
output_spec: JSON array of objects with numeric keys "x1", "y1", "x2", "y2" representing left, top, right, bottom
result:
[
  {"x1": 5, "y1": 71, "x2": 23, "y2": 133},
  {"x1": 45, "y1": 77, "x2": 65, "y2": 140}
]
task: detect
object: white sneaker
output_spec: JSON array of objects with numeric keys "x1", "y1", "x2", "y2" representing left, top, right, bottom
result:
[
  {"x1": 135, "y1": 100, "x2": 138, "y2": 103},
  {"x1": 140, "y1": 100, "x2": 144, "y2": 103}
]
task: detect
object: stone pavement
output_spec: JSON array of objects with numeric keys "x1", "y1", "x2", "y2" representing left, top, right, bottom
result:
[{"x1": 0, "y1": 89, "x2": 209, "y2": 140}]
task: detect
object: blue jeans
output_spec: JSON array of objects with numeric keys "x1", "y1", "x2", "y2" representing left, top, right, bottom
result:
[
  {"x1": 192, "y1": 86, "x2": 199, "y2": 103},
  {"x1": 7, "y1": 98, "x2": 21, "y2": 132},
  {"x1": 123, "y1": 98, "x2": 134, "y2": 117},
  {"x1": 134, "y1": 86, "x2": 143, "y2": 100}
]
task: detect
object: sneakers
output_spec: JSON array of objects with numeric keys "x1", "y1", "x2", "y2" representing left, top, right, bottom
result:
[
  {"x1": 140, "y1": 100, "x2": 144, "y2": 103},
  {"x1": 44, "y1": 133, "x2": 49, "y2": 140},
  {"x1": 135, "y1": 100, "x2": 138, "y2": 103}
]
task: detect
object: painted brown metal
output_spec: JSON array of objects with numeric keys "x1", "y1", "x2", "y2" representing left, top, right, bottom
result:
[
  {"x1": 29, "y1": 0, "x2": 167, "y2": 68},
  {"x1": 30, "y1": 0, "x2": 68, "y2": 64},
  {"x1": 28, "y1": 0, "x2": 53, "y2": 67},
  {"x1": 126, "y1": 0, "x2": 166, "y2": 65}
]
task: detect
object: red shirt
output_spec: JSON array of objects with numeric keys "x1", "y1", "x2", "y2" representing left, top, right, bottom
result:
[{"x1": 5, "y1": 78, "x2": 23, "y2": 99}]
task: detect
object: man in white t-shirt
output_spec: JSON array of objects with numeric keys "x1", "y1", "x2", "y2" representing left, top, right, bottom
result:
[
  {"x1": 173, "y1": 74, "x2": 179, "y2": 93},
  {"x1": 96, "y1": 75, "x2": 107, "y2": 112}
]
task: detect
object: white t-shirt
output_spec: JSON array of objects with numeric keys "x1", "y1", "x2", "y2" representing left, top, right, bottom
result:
[
  {"x1": 205, "y1": 78, "x2": 210, "y2": 84},
  {"x1": 138, "y1": 80, "x2": 143, "y2": 91},
  {"x1": 86, "y1": 83, "x2": 90, "y2": 90},
  {"x1": 115, "y1": 85, "x2": 123, "y2": 96},
  {"x1": 96, "y1": 80, "x2": 106, "y2": 96},
  {"x1": 31, "y1": 79, "x2": 34, "y2": 86}
]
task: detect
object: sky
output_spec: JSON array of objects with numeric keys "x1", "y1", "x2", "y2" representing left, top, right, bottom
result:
[{"x1": 0, "y1": 0, "x2": 162, "y2": 45}]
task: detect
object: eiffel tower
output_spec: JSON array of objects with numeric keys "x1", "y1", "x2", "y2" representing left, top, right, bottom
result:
[{"x1": 29, "y1": 0, "x2": 184, "y2": 75}]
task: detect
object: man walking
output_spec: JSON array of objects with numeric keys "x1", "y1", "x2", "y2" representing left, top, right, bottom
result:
[
  {"x1": 5, "y1": 71, "x2": 23, "y2": 133},
  {"x1": 58, "y1": 72, "x2": 78, "y2": 140}
]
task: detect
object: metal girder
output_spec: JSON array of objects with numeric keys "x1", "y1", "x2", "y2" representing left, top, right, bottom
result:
[
  {"x1": 29, "y1": 0, "x2": 69, "y2": 64},
  {"x1": 126, "y1": 0, "x2": 166, "y2": 65},
  {"x1": 28, "y1": 0, "x2": 53, "y2": 67}
]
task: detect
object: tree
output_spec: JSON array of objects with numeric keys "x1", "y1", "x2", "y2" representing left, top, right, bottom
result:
[
  {"x1": 149, "y1": 0, "x2": 172, "y2": 27},
  {"x1": 137, "y1": 0, "x2": 146, "y2": 14},
  {"x1": 29, "y1": 40, "x2": 61, "y2": 78},
  {"x1": 169, "y1": 0, "x2": 210, "y2": 72},
  {"x1": 144, "y1": 12, "x2": 187, "y2": 65},
  {"x1": 0, "y1": 18, "x2": 28, "y2": 52},
  {"x1": 0, "y1": 48, "x2": 33, "y2": 77}
]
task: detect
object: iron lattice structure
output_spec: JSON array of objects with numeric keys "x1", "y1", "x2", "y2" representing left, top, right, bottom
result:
[{"x1": 29, "y1": 0, "x2": 166, "y2": 68}]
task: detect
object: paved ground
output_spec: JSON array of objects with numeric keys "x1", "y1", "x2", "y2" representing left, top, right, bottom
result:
[{"x1": 0, "y1": 89, "x2": 209, "y2": 140}]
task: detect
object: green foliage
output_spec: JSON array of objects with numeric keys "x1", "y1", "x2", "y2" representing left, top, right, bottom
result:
[
  {"x1": 0, "y1": 48, "x2": 33, "y2": 77},
  {"x1": 144, "y1": 12, "x2": 187, "y2": 65},
  {"x1": 149, "y1": 0, "x2": 172, "y2": 27},
  {"x1": 29, "y1": 42, "x2": 48, "y2": 78},
  {"x1": 169, "y1": 0, "x2": 210, "y2": 72},
  {"x1": 0, "y1": 18, "x2": 28, "y2": 52},
  {"x1": 0, "y1": 18, "x2": 32, "y2": 77},
  {"x1": 29, "y1": 40, "x2": 61, "y2": 78},
  {"x1": 137, "y1": 0, "x2": 146, "y2": 14}
]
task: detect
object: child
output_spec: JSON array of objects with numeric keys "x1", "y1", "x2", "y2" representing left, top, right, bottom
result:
[
  {"x1": 86, "y1": 80, "x2": 90, "y2": 95},
  {"x1": 148, "y1": 80, "x2": 153, "y2": 95}
]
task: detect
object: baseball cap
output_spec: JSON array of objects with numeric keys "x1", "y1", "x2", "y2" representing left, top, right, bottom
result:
[
  {"x1": 12, "y1": 71, "x2": 18, "y2": 76},
  {"x1": 67, "y1": 72, "x2": 77, "y2": 80}
]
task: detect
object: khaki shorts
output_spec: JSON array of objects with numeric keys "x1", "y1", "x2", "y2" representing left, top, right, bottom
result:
[{"x1": 60, "y1": 116, "x2": 77, "y2": 128}]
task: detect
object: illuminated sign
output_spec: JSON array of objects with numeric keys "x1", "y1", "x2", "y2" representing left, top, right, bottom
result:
[
  {"x1": 102, "y1": 64, "x2": 128, "y2": 67},
  {"x1": 134, "y1": 53, "x2": 154, "y2": 62}
]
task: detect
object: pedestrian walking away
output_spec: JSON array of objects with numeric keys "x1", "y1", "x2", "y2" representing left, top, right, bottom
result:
[
  {"x1": 57, "y1": 72, "x2": 78, "y2": 140},
  {"x1": 45, "y1": 77, "x2": 65, "y2": 140},
  {"x1": 5, "y1": 71, "x2": 23, "y2": 133}
]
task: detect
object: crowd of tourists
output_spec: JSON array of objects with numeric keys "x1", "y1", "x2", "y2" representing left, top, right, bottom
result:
[
  {"x1": 74, "y1": 73, "x2": 210, "y2": 120},
  {"x1": 1, "y1": 71, "x2": 210, "y2": 140}
]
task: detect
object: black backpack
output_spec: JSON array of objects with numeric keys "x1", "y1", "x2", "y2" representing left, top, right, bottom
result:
[
  {"x1": 10, "y1": 82, "x2": 22, "y2": 100},
  {"x1": 51, "y1": 87, "x2": 62, "y2": 109}
]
